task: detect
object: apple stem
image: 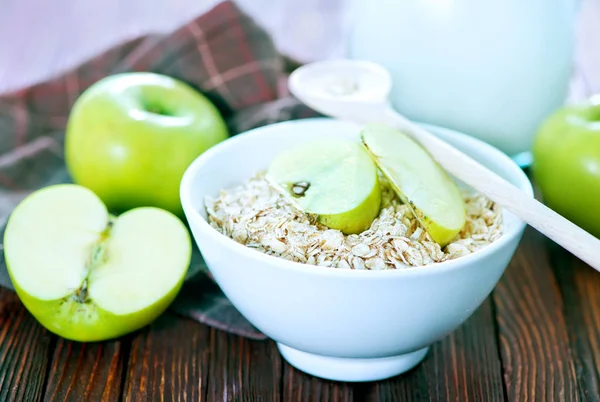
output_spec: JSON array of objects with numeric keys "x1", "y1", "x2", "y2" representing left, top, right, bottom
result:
[{"x1": 72, "y1": 216, "x2": 114, "y2": 304}]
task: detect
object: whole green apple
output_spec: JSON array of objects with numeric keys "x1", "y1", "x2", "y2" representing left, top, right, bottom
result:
[
  {"x1": 532, "y1": 96, "x2": 600, "y2": 237},
  {"x1": 65, "y1": 72, "x2": 229, "y2": 217}
]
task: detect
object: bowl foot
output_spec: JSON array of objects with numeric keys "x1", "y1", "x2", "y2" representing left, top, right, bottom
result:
[{"x1": 276, "y1": 343, "x2": 429, "y2": 382}]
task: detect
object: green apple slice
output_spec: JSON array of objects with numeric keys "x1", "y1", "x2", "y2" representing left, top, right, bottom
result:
[
  {"x1": 3, "y1": 184, "x2": 191, "y2": 342},
  {"x1": 361, "y1": 123, "x2": 466, "y2": 246},
  {"x1": 266, "y1": 139, "x2": 381, "y2": 234}
]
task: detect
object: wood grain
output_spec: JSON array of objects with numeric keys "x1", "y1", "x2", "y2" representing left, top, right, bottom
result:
[
  {"x1": 494, "y1": 228, "x2": 579, "y2": 401},
  {"x1": 122, "y1": 313, "x2": 210, "y2": 401},
  {"x1": 364, "y1": 299, "x2": 505, "y2": 402},
  {"x1": 43, "y1": 338, "x2": 127, "y2": 401},
  {"x1": 0, "y1": 288, "x2": 53, "y2": 402},
  {"x1": 550, "y1": 244, "x2": 600, "y2": 401},
  {"x1": 282, "y1": 363, "x2": 356, "y2": 401},
  {"x1": 206, "y1": 329, "x2": 282, "y2": 401}
]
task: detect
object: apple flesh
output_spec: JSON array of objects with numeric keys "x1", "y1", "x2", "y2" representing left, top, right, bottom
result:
[
  {"x1": 65, "y1": 72, "x2": 229, "y2": 217},
  {"x1": 532, "y1": 98, "x2": 600, "y2": 237},
  {"x1": 361, "y1": 123, "x2": 466, "y2": 246},
  {"x1": 266, "y1": 139, "x2": 381, "y2": 234},
  {"x1": 3, "y1": 184, "x2": 191, "y2": 342}
]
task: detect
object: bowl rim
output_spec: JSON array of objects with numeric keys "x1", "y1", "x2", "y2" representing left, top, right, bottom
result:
[{"x1": 180, "y1": 117, "x2": 533, "y2": 279}]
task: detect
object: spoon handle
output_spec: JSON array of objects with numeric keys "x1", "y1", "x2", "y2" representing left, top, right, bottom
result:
[{"x1": 381, "y1": 107, "x2": 600, "y2": 272}]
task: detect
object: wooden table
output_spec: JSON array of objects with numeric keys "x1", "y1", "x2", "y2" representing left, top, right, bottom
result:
[{"x1": 1, "y1": 223, "x2": 599, "y2": 401}]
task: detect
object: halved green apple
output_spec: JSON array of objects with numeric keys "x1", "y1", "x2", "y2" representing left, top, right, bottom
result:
[
  {"x1": 3, "y1": 184, "x2": 191, "y2": 342},
  {"x1": 266, "y1": 139, "x2": 381, "y2": 234},
  {"x1": 361, "y1": 123, "x2": 466, "y2": 246}
]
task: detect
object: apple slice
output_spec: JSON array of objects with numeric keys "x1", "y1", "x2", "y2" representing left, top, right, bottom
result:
[
  {"x1": 3, "y1": 184, "x2": 191, "y2": 342},
  {"x1": 266, "y1": 139, "x2": 381, "y2": 234},
  {"x1": 361, "y1": 123, "x2": 466, "y2": 246}
]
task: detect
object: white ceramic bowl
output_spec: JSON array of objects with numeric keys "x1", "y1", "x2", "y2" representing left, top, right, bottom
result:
[{"x1": 180, "y1": 118, "x2": 532, "y2": 382}]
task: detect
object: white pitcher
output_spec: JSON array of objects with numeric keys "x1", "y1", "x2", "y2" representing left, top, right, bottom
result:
[{"x1": 346, "y1": 0, "x2": 579, "y2": 157}]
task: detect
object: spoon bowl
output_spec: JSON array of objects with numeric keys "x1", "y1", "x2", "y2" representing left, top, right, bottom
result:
[{"x1": 288, "y1": 60, "x2": 392, "y2": 123}]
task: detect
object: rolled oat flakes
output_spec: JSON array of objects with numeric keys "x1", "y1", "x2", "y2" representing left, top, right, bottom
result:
[{"x1": 205, "y1": 172, "x2": 502, "y2": 270}]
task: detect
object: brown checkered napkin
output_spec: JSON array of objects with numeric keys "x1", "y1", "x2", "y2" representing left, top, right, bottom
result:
[{"x1": 0, "y1": 0, "x2": 319, "y2": 340}]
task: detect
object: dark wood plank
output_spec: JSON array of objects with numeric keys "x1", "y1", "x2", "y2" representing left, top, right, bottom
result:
[
  {"x1": 207, "y1": 329, "x2": 282, "y2": 401},
  {"x1": 364, "y1": 299, "x2": 505, "y2": 402},
  {"x1": 43, "y1": 338, "x2": 127, "y2": 401},
  {"x1": 494, "y1": 228, "x2": 579, "y2": 401},
  {"x1": 0, "y1": 288, "x2": 54, "y2": 402},
  {"x1": 123, "y1": 313, "x2": 210, "y2": 401},
  {"x1": 282, "y1": 363, "x2": 356, "y2": 401},
  {"x1": 551, "y1": 244, "x2": 600, "y2": 401}
]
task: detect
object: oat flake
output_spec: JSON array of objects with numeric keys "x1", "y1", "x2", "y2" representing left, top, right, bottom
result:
[{"x1": 204, "y1": 171, "x2": 503, "y2": 270}]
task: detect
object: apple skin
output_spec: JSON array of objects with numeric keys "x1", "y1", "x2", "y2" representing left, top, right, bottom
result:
[
  {"x1": 315, "y1": 180, "x2": 381, "y2": 235},
  {"x1": 8, "y1": 273, "x2": 186, "y2": 343},
  {"x1": 65, "y1": 72, "x2": 229, "y2": 217},
  {"x1": 532, "y1": 98, "x2": 600, "y2": 237}
]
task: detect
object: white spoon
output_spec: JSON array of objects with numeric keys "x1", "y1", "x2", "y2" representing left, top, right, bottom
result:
[{"x1": 288, "y1": 59, "x2": 600, "y2": 272}]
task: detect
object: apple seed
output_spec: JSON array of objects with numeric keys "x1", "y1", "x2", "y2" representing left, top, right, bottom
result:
[{"x1": 291, "y1": 181, "x2": 310, "y2": 197}]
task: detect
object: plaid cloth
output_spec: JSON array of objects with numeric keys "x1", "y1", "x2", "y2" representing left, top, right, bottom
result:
[{"x1": 0, "y1": 0, "x2": 319, "y2": 340}]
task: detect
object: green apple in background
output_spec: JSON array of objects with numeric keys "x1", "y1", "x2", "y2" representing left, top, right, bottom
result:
[
  {"x1": 65, "y1": 72, "x2": 229, "y2": 217},
  {"x1": 532, "y1": 96, "x2": 600, "y2": 237},
  {"x1": 3, "y1": 184, "x2": 191, "y2": 342}
]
